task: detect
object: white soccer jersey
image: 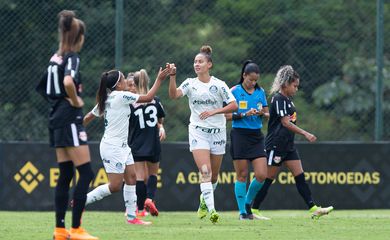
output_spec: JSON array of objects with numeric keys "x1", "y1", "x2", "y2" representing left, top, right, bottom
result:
[
  {"x1": 92, "y1": 91, "x2": 140, "y2": 146},
  {"x1": 179, "y1": 76, "x2": 236, "y2": 129}
]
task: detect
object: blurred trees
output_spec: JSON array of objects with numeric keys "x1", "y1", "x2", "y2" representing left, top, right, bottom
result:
[{"x1": 0, "y1": 0, "x2": 389, "y2": 141}]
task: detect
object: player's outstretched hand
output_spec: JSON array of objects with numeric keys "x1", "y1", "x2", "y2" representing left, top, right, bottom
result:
[{"x1": 156, "y1": 67, "x2": 170, "y2": 82}]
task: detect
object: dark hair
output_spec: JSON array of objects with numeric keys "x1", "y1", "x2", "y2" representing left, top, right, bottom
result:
[
  {"x1": 198, "y1": 45, "x2": 213, "y2": 62},
  {"x1": 96, "y1": 70, "x2": 122, "y2": 114},
  {"x1": 57, "y1": 10, "x2": 85, "y2": 55},
  {"x1": 239, "y1": 60, "x2": 260, "y2": 89}
]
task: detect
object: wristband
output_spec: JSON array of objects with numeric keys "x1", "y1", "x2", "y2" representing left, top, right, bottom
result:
[{"x1": 232, "y1": 112, "x2": 242, "y2": 120}]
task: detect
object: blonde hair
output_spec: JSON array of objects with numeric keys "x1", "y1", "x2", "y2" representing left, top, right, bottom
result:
[
  {"x1": 134, "y1": 69, "x2": 150, "y2": 95},
  {"x1": 270, "y1": 65, "x2": 299, "y2": 95},
  {"x1": 57, "y1": 10, "x2": 85, "y2": 55}
]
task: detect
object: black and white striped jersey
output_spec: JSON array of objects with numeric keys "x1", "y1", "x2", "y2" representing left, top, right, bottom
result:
[
  {"x1": 128, "y1": 97, "x2": 165, "y2": 157},
  {"x1": 265, "y1": 93, "x2": 297, "y2": 152}
]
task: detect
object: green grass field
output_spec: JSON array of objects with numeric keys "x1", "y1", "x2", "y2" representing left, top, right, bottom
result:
[{"x1": 2, "y1": 210, "x2": 390, "y2": 240}]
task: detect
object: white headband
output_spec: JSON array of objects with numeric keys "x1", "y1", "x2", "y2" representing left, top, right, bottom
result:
[{"x1": 111, "y1": 70, "x2": 122, "y2": 89}]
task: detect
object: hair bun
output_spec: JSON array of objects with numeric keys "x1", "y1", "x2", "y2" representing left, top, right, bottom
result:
[
  {"x1": 200, "y1": 45, "x2": 212, "y2": 55},
  {"x1": 58, "y1": 10, "x2": 76, "y2": 31}
]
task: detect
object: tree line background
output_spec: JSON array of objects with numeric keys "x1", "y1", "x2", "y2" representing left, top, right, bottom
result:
[{"x1": 0, "y1": 0, "x2": 389, "y2": 142}]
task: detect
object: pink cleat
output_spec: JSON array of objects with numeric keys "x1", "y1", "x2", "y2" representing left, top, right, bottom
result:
[
  {"x1": 144, "y1": 198, "x2": 159, "y2": 216},
  {"x1": 127, "y1": 218, "x2": 152, "y2": 225}
]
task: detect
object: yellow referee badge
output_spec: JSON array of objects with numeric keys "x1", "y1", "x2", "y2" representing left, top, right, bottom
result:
[{"x1": 239, "y1": 101, "x2": 248, "y2": 109}]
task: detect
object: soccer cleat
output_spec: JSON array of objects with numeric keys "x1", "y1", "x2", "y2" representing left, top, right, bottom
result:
[
  {"x1": 251, "y1": 209, "x2": 271, "y2": 220},
  {"x1": 127, "y1": 218, "x2": 152, "y2": 225},
  {"x1": 144, "y1": 198, "x2": 159, "y2": 216},
  {"x1": 244, "y1": 204, "x2": 254, "y2": 220},
  {"x1": 69, "y1": 227, "x2": 98, "y2": 240},
  {"x1": 310, "y1": 206, "x2": 334, "y2": 219},
  {"x1": 136, "y1": 208, "x2": 148, "y2": 218},
  {"x1": 197, "y1": 194, "x2": 208, "y2": 219},
  {"x1": 53, "y1": 227, "x2": 70, "y2": 240},
  {"x1": 209, "y1": 209, "x2": 219, "y2": 224},
  {"x1": 239, "y1": 213, "x2": 252, "y2": 220}
]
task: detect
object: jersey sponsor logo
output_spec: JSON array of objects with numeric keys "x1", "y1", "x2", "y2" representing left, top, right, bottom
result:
[
  {"x1": 221, "y1": 86, "x2": 230, "y2": 100},
  {"x1": 123, "y1": 95, "x2": 137, "y2": 101},
  {"x1": 209, "y1": 85, "x2": 218, "y2": 93},
  {"x1": 239, "y1": 101, "x2": 248, "y2": 109},
  {"x1": 213, "y1": 140, "x2": 226, "y2": 146},
  {"x1": 192, "y1": 99, "x2": 217, "y2": 105},
  {"x1": 182, "y1": 82, "x2": 189, "y2": 89},
  {"x1": 290, "y1": 112, "x2": 297, "y2": 122}
]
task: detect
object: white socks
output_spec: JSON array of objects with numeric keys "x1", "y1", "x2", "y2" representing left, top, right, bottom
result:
[
  {"x1": 123, "y1": 184, "x2": 137, "y2": 220},
  {"x1": 86, "y1": 183, "x2": 111, "y2": 205},
  {"x1": 200, "y1": 182, "x2": 215, "y2": 212}
]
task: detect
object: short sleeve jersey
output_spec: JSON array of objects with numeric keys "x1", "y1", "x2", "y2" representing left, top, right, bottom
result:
[
  {"x1": 128, "y1": 97, "x2": 165, "y2": 157},
  {"x1": 178, "y1": 76, "x2": 236, "y2": 129},
  {"x1": 92, "y1": 91, "x2": 140, "y2": 147},
  {"x1": 231, "y1": 84, "x2": 268, "y2": 130},
  {"x1": 265, "y1": 93, "x2": 297, "y2": 152},
  {"x1": 48, "y1": 52, "x2": 84, "y2": 129}
]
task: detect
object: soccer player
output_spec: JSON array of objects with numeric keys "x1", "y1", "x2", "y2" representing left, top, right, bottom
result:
[
  {"x1": 128, "y1": 69, "x2": 167, "y2": 217},
  {"x1": 168, "y1": 45, "x2": 238, "y2": 223},
  {"x1": 251, "y1": 65, "x2": 334, "y2": 219},
  {"x1": 225, "y1": 60, "x2": 270, "y2": 220},
  {"x1": 37, "y1": 10, "x2": 98, "y2": 240},
  {"x1": 83, "y1": 67, "x2": 169, "y2": 225}
]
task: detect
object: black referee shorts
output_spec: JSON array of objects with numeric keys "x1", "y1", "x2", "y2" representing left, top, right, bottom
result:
[
  {"x1": 133, "y1": 155, "x2": 160, "y2": 163},
  {"x1": 49, "y1": 123, "x2": 88, "y2": 148},
  {"x1": 230, "y1": 128, "x2": 267, "y2": 161}
]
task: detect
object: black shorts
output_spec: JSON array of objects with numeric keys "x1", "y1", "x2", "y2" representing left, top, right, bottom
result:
[
  {"x1": 266, "y1": 149, "x2": 300, "y2": 166},
  {"x1": 49, "y1": 123, "x2": 88, "y2": 148},
  {"x1": 133, "y1": 155, "x2": 160, "y2": 163},
  {"x1": 230, "y1": 128, "x2": 267, "y2": 161}
]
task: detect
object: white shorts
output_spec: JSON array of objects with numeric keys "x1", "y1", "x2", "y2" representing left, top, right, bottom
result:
[
  {"x1": 188, "y1": 125, "x2": 226, "y2": 155},
  {"x1": 99, "y1": 141, "x2": 134, "y2": 174}
]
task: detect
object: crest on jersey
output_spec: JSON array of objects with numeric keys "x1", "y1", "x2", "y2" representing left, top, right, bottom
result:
[{"x1": 209, "y1": 85, "x2": 218, "y2": 93}]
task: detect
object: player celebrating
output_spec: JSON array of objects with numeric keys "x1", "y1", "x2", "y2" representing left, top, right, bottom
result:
[
  {"x1": 251, "y1": 65, "x2": 333, "y2": 219},
  {"x1": 129, "y1": 70, "x2": 166, "y2": 217},
  {"x1": 83, "y1": 67, "x2": 169, "y2": 225},
  {"x1": 168, "y1": 45, "x2": 238, "y2": 223}
]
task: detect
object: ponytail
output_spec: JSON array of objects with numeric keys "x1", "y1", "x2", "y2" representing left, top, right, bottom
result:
[
  {"x1": 96, "y1": 72, "x2": 109, "y2": 114},
  {"x1": 239, "y1": 60, "x2": 260, "y2": 89},
  {"x1": 134, "y1": 69, "x2": 150, "y2": 95},
  {"x1": 96, "y1": 70, "x2": 123, "y2": 114}
]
